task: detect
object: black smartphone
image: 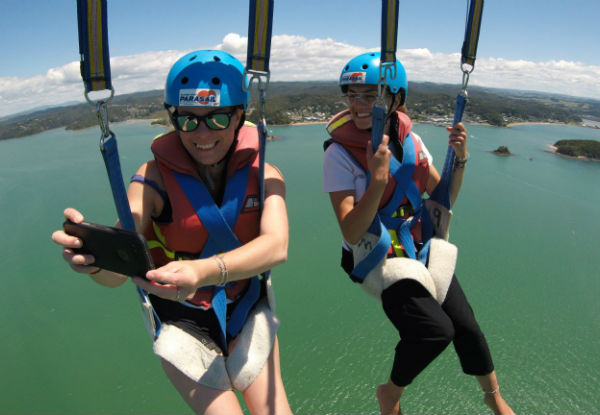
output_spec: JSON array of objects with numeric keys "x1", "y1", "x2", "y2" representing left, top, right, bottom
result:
[{"x1": 63, "y1": 220, "x2": 154, "y2": 277}]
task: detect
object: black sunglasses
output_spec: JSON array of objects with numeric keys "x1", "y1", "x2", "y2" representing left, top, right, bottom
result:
[{"x1": 169, "y1": 109, "x2": 237, "y2": 132}]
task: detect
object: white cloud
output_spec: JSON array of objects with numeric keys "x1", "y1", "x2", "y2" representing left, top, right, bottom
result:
[{"x1": 1, "y1": 33, "x2": 599, "y2": 118}]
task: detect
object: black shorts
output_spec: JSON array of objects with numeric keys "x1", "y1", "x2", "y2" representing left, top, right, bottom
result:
[{"x1": 150, "y1": 283, "x2": 263, "y2": 354}]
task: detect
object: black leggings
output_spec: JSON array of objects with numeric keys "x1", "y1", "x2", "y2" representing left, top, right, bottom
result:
[{"x1": 381, "y1": 276, "x2": 494, "y2": 387}]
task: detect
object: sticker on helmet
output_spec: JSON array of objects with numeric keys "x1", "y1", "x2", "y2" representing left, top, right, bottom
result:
[
  {"x1": 179, "y1": 89, "x2": 220, "y2": 106},
  {"x1": 341, "y1": 71, "x2": 367, "y2": 84}
]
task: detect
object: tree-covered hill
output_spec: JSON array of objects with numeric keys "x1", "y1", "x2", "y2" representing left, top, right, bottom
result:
[
  {"x1": 553, "y1": 139, "x2": 600, "y2": 160},
  {"x1": 1, "y1": 82, "x2": 599, "y2": 141}
]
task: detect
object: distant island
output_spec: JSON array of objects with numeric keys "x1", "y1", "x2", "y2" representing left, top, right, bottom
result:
[
  {"x1": 550, "y1": 139, "x2": 600, "y2": 161},
  {"x1": 492, "y1": 146, "x2": 513, "y2": 156},
  {"x1": 1, "y1": 81, "x2": 599, "y2": 141}
]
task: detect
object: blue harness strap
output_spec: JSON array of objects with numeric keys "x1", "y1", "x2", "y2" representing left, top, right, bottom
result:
[
  {"x1": 350, "y1": 219, "x2": 391, "y2": 283},
  {"x1": 173, "y1": 166, "x2": 262, "y2": 350},
  {"x1": 371, "y1": 105, "x2": 387, "y2": 150},
  {"x1": 428, "y1": 0, "x2": 484, "y2": 214},
  {"x1": 351, "y1": 134, "x2": 425, "y2": 282},
  {"x1": 99, "y1": 134, "x2": 136, "y2": 231},
  {"x1": 380, "y1": 134, "x2": 423, "y2": 260},
  {"x1": 243, "y1": 0, "x2": 273, "y2": 329},
  {"x1": 379, "y1": 134, "x2": 421, "y2": 218}
]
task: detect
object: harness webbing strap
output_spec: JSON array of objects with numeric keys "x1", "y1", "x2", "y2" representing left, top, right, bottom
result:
[
  {"x1": 172, "y1": 166, "x2": 261, "y2": 349},
  {"x1": 76, "y1": 0, "x2": 158, "y2": 337},
  {"x1": 243, "y1": 0, "x2": 274, "y2": 325},
  {"x1": 371, "y1": 104, "x2": 387, "y2": 151},
  {"x1": 351, "y1": 135, "x2": 423, "y2": 282},
  {"x1": 429, "y1": 0, "x2": 484, "y2": 212},
  {"x1": 100, "y1": 135, "x2": 136, "y2": 232},
  {"x1": 372, "y1": 0, "x2": 399, "y2": 152},
  {"x1": 380, "y1": 0, "x2": 399, "y2": 63},
  {"x1": 380, "y1": 134, "x2": 421, "y2": 219},
  {"x1": 257, "y1": 121, "x2": 268, "y2": 214},
  {"x1": 112, "y1": 142, "x2": 157, "y2": 334},
  {"x1": 351, "y1": 219, "x2": 391, "y2": 283},
  {"x1": 76, "y1": 0, "x2": 112, "y2": 92},
  {"x1": 461, "y1": 0, "x2": 484, "y2": 67},
  {"x1": 246, "y1": 0, "x2": 274, "y2": 73},
  {"x1": 380, "y1": 135, "x2": 422, "y2": 261}
]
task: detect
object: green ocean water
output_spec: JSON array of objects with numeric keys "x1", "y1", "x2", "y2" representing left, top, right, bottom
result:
[{"x1": 1, "y1": 120, "x2": 598, "y2": 414}]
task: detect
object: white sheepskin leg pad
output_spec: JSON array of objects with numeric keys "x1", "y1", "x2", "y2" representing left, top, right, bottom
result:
[
  {"x1": 360, "y1": 257, "x2": 385, "y2": 300},
  {"x1": 427, "y1": 238, "x2": 458, "y2": 303},
  {"x1": 153, "y1": 323, "x2": 232, "y2": 391},
  {"x1": 381, "y1": 257, "x2": 437, "y2": 299},
  {"x1": 351, "y1": 232, "x2": 385, "y2": 300},
  {"x1": 226, "y1": 299, "x2": 280, "y2": 391}
]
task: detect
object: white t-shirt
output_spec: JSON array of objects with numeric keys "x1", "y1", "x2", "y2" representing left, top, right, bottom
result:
[{"x1": 322, "y1": 131, "x2": 432, "y2": 200}]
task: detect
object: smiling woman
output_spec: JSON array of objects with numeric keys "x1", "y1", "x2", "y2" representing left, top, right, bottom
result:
[
  {"x1": 51, "y1": 49, "x2": 293, "y2": 415},
  {"x1": 323, "y1": 51, "x2": 514, "y2": 415}
]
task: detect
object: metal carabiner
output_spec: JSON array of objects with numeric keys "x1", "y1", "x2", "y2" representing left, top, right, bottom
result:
[
  {"x1": 96, "y1": 100, "x2": 114, "y2": 150},
  {"x1": 84, "y1": 86, "x2": 115, "y2": 106},
  {"x1": 376, "y1": 61, "x2": 397, "y2": 110},
  {"x1": 243, "y1": 68, "x2": 270, "y2": 132},
  {"x1": 243, "y1": 68, "x2": 270, "y2": 93}
]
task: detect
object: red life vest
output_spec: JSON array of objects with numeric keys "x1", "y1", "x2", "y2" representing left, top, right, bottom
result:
[
  {"x1": 326, "y1": 109, "x2": 430, "y2": 253},
  {"x1": 144, "y1": 125, "x2": 261, "y2": 308}
]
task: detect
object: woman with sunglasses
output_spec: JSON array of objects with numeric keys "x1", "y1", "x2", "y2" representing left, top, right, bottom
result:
[
  {"x1": 323, "y1": 52, "x2": 514, "y2": 415},
  {"x1": 52, "y1": 50, "x2": 292, "y2": 415}
]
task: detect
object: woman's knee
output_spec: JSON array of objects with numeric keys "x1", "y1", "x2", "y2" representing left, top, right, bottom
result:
[{"x1": 384, "y1": 281, "x2": 455, "y2": 344}]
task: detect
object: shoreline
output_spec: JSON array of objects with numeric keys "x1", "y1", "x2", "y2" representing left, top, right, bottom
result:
[
  {"x1": 2, "y1": 118, "x2": 598, "y2": 142},
  {"x1": 505, "y1": 120, "x2": 599, "y2": 129},
  {"x1": 506, "y1": 121, "x2": 563, "y2": 127},
  {"x1": 274, "y1": 120, "x2": 327, "y2": 127},
  {"x1": 286, "y1": 120, "x2": 596, "y2": 129}
]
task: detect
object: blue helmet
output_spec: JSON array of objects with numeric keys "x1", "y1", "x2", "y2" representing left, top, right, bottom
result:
[
  {"x1": 164, "y1": 50, "x2": 249, "y2": 109},
  {"x1": 339, "y1": 52, "x2": 407, "y2": 103}
]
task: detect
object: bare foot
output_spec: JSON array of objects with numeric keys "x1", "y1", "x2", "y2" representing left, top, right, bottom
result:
[
  {"x1": 376, "y1": 382, "x2": 403, "y2": 415},
  {"x1": 483, "y1": 390, "x2": 515, "y2": 415}
]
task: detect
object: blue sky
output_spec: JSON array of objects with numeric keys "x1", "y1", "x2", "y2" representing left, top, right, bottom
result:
[{"x1": 1, "y1": 0, "x2": 599, "y2": 117}]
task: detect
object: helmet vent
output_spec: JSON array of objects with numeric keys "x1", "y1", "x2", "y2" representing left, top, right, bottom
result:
[
  {"x1": 181, "y1": 77, "x2": 189, "y2": 85},
  {"x1": 362, "y1": 64, "x2": 369, "y2": 70},
  {"x1": 213, "y1": 56, "x2": 221, "y2": 62},
  {"x1": 212, "y1": 77, "x2": 221, "y2": 85},
  {"x1": 189, "y1": 55, "x2": 197, "y2": 62}
]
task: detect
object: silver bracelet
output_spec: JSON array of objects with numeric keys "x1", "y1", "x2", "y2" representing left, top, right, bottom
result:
[
  {"x1": 454, "y1": 152, "x2": 469, "y2": 168},
  {"x1": 212, "y1": 255, "x2": 228, "y2": 286},
  {"x1": 455, "y1": 152, "x2": 469, "y2": 163}
]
